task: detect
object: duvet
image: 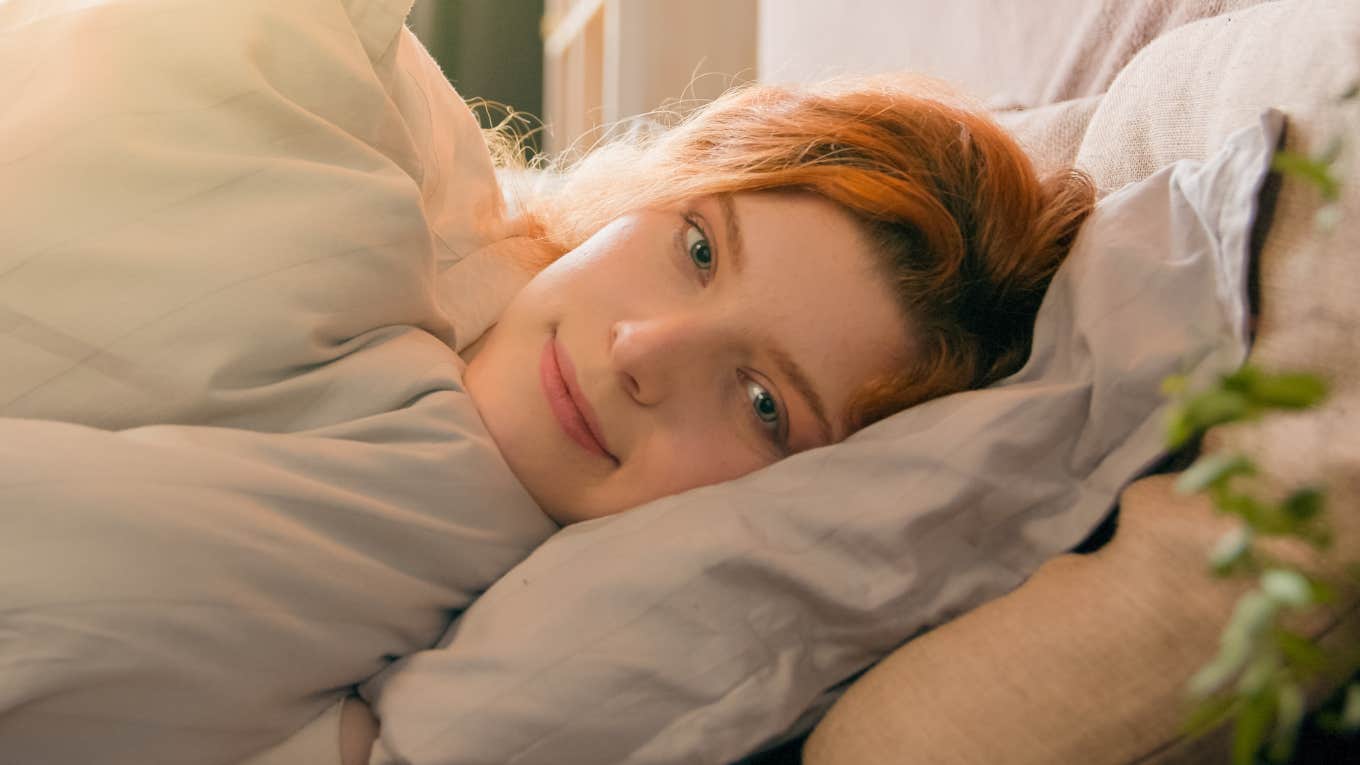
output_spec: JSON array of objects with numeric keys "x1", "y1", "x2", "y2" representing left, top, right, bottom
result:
[
  {"x1": 0, "y1": 386, "x2": 554, "y2": 763},
  {"x1": 0, "y1": 0, "x2": 551, "y2": 762}
]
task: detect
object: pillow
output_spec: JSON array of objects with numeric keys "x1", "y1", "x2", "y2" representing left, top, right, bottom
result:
[
  {"x1": 993, "y1": 94, "x2": 1104, "y2": 178},
  {"x1": 1075, "y1": 0, "x2": 1360, "y2": 189},
  {"x1": 755, "y1": 0, "x2": 1271, "y2": 110},
  {"x1": 358, "y1": 109, "x2": 1283, "y2": 764}
]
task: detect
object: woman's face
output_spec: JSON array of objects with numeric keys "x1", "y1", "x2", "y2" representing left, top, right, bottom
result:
[{"x1": 463, "y1": 191, "x2": 913, "y2": 525}]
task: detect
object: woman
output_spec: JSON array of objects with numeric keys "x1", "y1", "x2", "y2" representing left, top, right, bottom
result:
[{"x1": 334, "y1": 75, "x2": 1095, "y2": 761}]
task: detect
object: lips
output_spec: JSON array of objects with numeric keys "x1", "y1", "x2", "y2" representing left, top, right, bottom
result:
[{"x1": 541, "y1": 335, "x2": 616, "y2": 463}]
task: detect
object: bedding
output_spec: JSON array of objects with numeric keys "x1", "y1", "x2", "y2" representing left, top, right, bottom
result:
[
  {"x1": 356, "y1": 113, "x2": 1282, "y2": 764},
  {"x1": 0, "y1": 391, "x2": 555, "y2": 763},
  {"x1": 0, "y1": 0, "x2": 525, "y2": 430},
  {"x1": 1, "y1": 0, "x2": 551, "y2": 762}
]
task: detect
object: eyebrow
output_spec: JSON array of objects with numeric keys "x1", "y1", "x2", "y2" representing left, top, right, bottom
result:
[
  {"x1": 714, "y1": 194, "x2": 836, "y2": 447},
  {"x1": 716, "y1": 193, "x2": 746, "y2": 277}
]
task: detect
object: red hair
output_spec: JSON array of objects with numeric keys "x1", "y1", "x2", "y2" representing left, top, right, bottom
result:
[{"x1": 511, "y1": 75, "x2": 1095, "y2": 434}]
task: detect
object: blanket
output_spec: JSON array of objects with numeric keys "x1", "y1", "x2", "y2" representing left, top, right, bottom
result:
[{"x1": 0, "y1": 0, "x2": 553, "y2": 762}]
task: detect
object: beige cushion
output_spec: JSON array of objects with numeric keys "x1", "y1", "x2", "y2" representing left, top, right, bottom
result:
[
  {"x1": 806, "y1": 475, "x2": 1359, "y2": 765},
  {"x1": 759, "y1": 0, "x2": 1268, "y2": 110},
  {"x1": 1076, "y1": 0, "x2": 1360, "y2": 189},
  {"x1": 1074, "y1": 0, "x2": 1360, "y2": 538},
  {"x1": 994, "y1": 95, "x2": 1104, "y2": 178},
  {"x1": 807, "y1": 1, "x2": 1360, "y2": 762}
]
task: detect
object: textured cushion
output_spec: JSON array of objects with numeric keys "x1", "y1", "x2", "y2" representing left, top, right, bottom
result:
[
  {"x1": 1076, "y1": 0, "x2": 1360, "y2": 189},
  {"x1": 806, "y1": 476, "x2": 1360, "y2": 765},
  {"x1": 994, "y1": 95, "x2": 1104, "y2": 177},
  {"x1": 806, "y1": 476, "x2": 1247, "y2": 765},
  {"x1": 758, "y1": 0, "x2": 1269, "y2": 110},
  {"x1": 1074, "y1": 0, "x2": 1360, "y2": 638}
]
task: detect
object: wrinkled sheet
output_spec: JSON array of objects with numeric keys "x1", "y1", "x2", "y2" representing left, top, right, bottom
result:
[{"x1": 0, "y1": 387, "x2": 553, "y2": 764}]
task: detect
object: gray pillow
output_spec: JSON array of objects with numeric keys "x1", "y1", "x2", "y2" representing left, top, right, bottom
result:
[{"x1": 359, "y1": 111, "x2": 1284, "y2": 764}]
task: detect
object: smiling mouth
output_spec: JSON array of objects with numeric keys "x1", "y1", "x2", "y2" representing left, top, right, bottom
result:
[{"x1": 540, "y1": 335, "x2": 617, "y2": 463}]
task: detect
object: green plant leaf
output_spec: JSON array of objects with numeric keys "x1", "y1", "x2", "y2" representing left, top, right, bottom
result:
[
  {"x1": 1177, "y1": 453, "x2": 1256, "y2": 495},
  {"x1": 1319, "y1": 683, "x2": 1360, "y2": 734},
  {"x1": 1190, "y1": 629, "x2": 1253, "y2": 699},
  {"x1": 1168, "y1": 365, "x2": 1342, "y2": 759},
  {"x1": 1221, "y1": 366, "x2": 1260, "y2": 392},
  {"x1": 1165, "y1": 407, "x2": 1198, "y2": 449},
  {"x1": 1237, "y1": 651, "x2": 1281, "y2": 697},
  {"x1": 1343, "y1": 683, "x2": 1360, "y2": 731},
  {"x1": 1183, "y1": 693, "x2": 1242, "y2": 738},
  {"x1": 1231, "y1": 591, "x2": 1280, "y2": 648},
  {"x1": 1184, "y1": 389, "x2": 1257, "y2": 431},
  {"x1": 1262, "y1": 569, "x2": 1314, "y2": 607},
  {"x1": 1269, "y1": 682, "x2": 1305, "y2": 763},
  {"x1": 1300, "y1": 523, "x2": 1335, "y2": 550},
  {"x1": 1306, "y1": 577, "x2": 1336, "y2": 605},
  {"x1": 1219, "y1": 492, "x2": 1310, "y2": 536},
  {"x1": 1272, "y1": 150, "x2": 1341, "y2": 201},
  {"x1": 1210, "y1": 526, "x2": 1255, "y2": 576},
  {"x1": 1216, "y1": 491, "x2": 1279, "y2": 530},
  {"x1": 1274, "y1": 629, "x2": 1327, "y2": 674},
  {"x1": 1281, "y1": 486, "x2": 1326, "y2": 522},
  {"x1": 1245, "y1": 371, "x2": 1330, "y2": 409},
  {"x1": 1162, "y1": 373, "x2": 1189, "y2": 397},
  {"x1": 1234, "y1": 689, "x2": 1277, "y2": 765},
  {"x1": 1191, "y1": 592, "x2": 1278, "y2": 698}
]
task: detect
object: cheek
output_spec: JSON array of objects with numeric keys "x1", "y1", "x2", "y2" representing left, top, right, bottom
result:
[{"x1": 624, "y1": 426, "x2": 768, "y2": 503}]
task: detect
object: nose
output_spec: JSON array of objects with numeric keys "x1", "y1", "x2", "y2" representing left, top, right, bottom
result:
[{"x1": 610, "y1": 313, "x2": 722, "y2": 406}]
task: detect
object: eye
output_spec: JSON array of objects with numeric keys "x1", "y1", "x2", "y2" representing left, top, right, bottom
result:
[
  {"x1": 742, "y1": 375, "x2": 786, "y2": 450},
  {"x1": 684, "y1": 220, "x2": 714, "y2": 278}
]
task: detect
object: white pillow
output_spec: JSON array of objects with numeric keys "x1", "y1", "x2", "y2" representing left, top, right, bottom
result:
[{"x1": 360, "y1": 112, "x2": 1283, "y2": 765}]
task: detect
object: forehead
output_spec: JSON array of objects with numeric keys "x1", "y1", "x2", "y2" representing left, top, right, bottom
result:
[{"x1": 723, "y1": 191, "x2": 913, "y2": 437}]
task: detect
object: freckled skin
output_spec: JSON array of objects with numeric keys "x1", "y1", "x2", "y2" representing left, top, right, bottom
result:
[{"x1": 463, "y1": 191, "x2": 912, "y2": 525}]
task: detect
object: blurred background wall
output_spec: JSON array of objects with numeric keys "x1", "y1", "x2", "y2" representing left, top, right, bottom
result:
[
  {"x1": 408, "y1": 0, "x2": 546, "y2": 155},
  {"x1": 406, "y1": 1, "x2": 757, "y2": 158}
]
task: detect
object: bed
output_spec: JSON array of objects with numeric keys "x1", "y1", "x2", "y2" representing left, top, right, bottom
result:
[{"x1": 2, "y1": 1, "x2": 1357, "y2": 764}]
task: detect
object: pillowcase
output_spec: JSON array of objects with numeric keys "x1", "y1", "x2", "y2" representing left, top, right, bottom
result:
[{"x1": 358, "y1": 108, "x2": 1284, "y2": 765}]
